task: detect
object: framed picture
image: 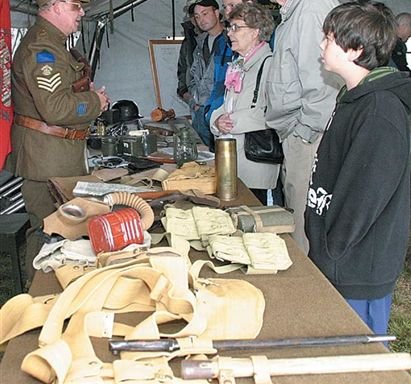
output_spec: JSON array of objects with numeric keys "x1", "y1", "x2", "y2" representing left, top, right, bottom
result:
[{"x1": 148, "y1": 39, "x2": 190, "y2": 116}]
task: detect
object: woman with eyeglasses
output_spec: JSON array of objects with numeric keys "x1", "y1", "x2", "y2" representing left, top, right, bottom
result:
[{"x1": 210, "y1": 3, "x2": 279, "y2": 205}]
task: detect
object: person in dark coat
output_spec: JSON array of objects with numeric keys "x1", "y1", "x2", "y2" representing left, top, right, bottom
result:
[
  {"x1": 177, "y1": 1, "x2": 201, "y2": 103},
  {"x1": 305, "y1": 1, "x2": 411, "y2": 334}
]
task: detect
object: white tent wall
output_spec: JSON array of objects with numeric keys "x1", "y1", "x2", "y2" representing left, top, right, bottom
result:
[
  {"x1": 90, "y1": 0, "x2": 190, "y2": 117},
  {"x1": 377, "y1": 0, "x2": 411, "y2": 14}
]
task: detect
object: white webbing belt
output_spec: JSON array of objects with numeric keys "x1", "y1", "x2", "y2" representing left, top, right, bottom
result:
[{"x1": 1, "y1": 248, "x2": 265, "y2": 384}]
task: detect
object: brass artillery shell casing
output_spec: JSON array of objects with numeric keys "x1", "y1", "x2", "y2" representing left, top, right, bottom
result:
[{"x1": 215, "y1": 138, "x2": 238, "y2": 201}]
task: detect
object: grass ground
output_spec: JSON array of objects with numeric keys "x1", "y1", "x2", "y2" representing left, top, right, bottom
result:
[{"x1": 389, "y1": 255, "x2": 411, "y2": 353}]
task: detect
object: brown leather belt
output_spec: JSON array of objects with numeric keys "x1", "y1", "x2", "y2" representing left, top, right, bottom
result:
[{"x1": 15, "y1": 115, "x2": 88, "y2": 140}]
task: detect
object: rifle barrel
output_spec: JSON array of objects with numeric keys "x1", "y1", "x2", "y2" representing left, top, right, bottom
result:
[{"x1": 213, "y1": 334, "x2": 396, "y2": 351}]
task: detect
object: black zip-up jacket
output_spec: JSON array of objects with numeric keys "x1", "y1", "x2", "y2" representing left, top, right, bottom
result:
[{"x1": 305, "y1": 68, "x2": 411, "y2": 300}]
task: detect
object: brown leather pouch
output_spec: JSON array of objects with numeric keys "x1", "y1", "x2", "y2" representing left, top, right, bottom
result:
[
  {"x1": 72, "y1": 76, "x2": 90, "y2": 93},
  {"x1": 70, "y1": 48, "x2": 91, "y2": 93}
]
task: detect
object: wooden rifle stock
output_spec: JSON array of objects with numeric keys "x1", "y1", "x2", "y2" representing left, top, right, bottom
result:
[
  {"x1": 181, "y1": 353, "x2": 411, "y2": 380},
  {"x1": 134, "y1": 190, "x2": 219, "y2": 208}
]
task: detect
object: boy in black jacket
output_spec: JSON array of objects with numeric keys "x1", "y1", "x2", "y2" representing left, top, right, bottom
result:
[{"x1": 305, "y1": 1, "x2": 411, "y2": 334}]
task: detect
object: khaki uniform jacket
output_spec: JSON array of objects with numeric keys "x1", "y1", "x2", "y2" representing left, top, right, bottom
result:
[{"x1": 7, "y1": 17, "x2": 101, "y2": 181}]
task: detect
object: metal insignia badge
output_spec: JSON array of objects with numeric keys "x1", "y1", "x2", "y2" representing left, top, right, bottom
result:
[{"x1": 41, "y1": 65, "x2": 53, "y2": 76}]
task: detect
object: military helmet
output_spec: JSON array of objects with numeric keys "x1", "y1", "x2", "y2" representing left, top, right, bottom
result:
[{"x1": 111, "y1": 100, "x2": 143, "y2": 122}]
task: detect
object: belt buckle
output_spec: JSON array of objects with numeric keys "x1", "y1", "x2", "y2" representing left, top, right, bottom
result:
[
  {"x1": 64, "y1": 128, "x2": 72, "y2": 140},
  {"x1": 65, "y1": 128, "x2": 78, "y2": 140},
  {"x1": 64, "y1": 128, "x2": 88, "y2": 140}
]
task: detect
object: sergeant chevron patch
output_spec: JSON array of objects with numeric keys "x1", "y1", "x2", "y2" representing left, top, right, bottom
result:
[{"x1": 37, "y1": 73, "x2": 62, "y2": 93}]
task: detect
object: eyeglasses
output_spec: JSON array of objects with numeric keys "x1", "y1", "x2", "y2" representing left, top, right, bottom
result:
[
  {"x1": 226, "y1": 24, "x2": 250, "y2": 33},
  {"x1": 222, "y1": 3, "x2": 238, "y2": 10},
  {"x1": 60, "y1": 1, "x2": 83, "y2": 11}
]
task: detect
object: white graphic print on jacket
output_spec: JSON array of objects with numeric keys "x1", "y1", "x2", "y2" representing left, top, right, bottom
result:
[{"x1": 307, "y1": 155, "x2": 333, "y2": 216}]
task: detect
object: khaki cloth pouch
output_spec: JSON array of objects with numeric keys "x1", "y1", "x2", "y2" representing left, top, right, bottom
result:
[{"x1": 226, "y1": 205, "x2": 295, "y2": 234}]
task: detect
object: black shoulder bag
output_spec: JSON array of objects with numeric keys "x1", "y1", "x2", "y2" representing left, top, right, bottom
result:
[{"x1": 244, "y1": 56, "x2": 284, "y2": 164}]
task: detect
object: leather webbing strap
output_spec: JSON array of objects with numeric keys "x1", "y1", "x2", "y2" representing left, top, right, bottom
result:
[
  {"x1": 238, "y1": 205, "x2": 264, "y2": 232},
  {"x1": 21, "y1": 256, "x2": 183, "y2": 383},
  {"x1": 15, "y1": 115, "x2": 88, "y2": 140},
  {"x1": 1, "y1": 248, "x2": 265, "y2": 384},
  {"x1": 39, "y1": 260, "x2": 149, "y2": 346},
  {"x1": 251, "y1": 356, "x2": 273, "y2": 384},
  {"x1": 0, "y1": 294, "x2": 57, "y2": 344}
]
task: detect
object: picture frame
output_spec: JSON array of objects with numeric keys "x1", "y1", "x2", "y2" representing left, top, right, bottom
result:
[{"x1": 148, "y1": 39, "x2": 189, "y2": 116}]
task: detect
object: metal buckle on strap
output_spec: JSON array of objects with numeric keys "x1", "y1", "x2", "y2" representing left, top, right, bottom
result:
[
  {"x1": 64, "y1": 128, "x2": 87, "y2": 140},
  {"x1": 64, "y1": 128, "x2": 77, "y2": 140},
  {"x1": 64, "y1": 128, "x2": 71, "y2": 139}
]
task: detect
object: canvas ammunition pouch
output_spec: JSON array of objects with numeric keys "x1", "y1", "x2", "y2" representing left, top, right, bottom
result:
[
  {"x1": 0, "y1": 248, "x2": 265, "y2": 384},
  {"x1": 226, "y1": 205, "x2": 295, "y2": 234},
  {"x1": 161, "y1": 206, "x2": 237, "y2": 249},
  {"x1": 158, "y1": 207, "x2": 292, "y2": 275},
  {"x1": 206, "y1": 233, "x2": 292, "y2": 274}
]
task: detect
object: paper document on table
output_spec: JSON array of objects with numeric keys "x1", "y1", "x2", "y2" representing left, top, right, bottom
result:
[{"x1": 73, "y1": 181, "x2": 155, "y2": 197}]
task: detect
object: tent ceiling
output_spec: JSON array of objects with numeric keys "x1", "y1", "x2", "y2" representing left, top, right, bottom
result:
[
  {"x1": 10, "y1": 0, "x2": 411, "y2": 19},
  {"x1": 10, "y1": 0, "x2": 153, "y2": 19}
]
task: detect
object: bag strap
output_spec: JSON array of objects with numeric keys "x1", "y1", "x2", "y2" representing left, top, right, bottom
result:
[{"x1": 251, "y1": 55, "x2": 272, "y2": 108}]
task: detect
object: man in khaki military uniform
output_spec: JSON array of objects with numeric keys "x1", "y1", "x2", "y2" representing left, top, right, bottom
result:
[{"x1": 6, "y1": 0, "x2": 109, "y2": 282}]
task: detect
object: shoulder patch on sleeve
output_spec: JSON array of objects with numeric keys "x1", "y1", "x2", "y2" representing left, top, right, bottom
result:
[
  {"x1": 36, "y1": 50, "x2": 56, "y2": 64},
  {"x1": 77, "y1": 103, "x2": 88, "y2": 116}
]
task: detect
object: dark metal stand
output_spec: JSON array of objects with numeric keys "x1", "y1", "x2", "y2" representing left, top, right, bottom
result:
[{"x1": 0, "y1": 213, "x2": 29, "y2": 294}]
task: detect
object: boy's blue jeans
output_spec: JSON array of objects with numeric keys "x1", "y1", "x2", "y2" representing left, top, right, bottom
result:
[{"x1": 346, "y1": 294, "x2": 392, "y2": 335}]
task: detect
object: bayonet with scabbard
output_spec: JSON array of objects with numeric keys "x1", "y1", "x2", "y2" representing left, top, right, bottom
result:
[{"x1": 108, "y1": 334, "x2": 396, "y2": 355}]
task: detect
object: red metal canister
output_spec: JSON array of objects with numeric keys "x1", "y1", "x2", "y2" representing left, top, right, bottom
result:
[{"x1": 88, "y1": 208, "x2": 144, "y2": 253}]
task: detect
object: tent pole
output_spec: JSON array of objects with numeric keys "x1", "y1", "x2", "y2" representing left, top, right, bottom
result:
[
  {"x1": 172, "y1": 0, "x2": 176, "y2": 39},
  {"x1": 89, "y1": 19, "x2": 106, "y2": 80}
]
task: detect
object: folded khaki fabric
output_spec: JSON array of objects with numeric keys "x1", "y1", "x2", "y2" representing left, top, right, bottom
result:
[
  {"x1": 162, "y1": 162, "x2": 216, "y2": 194},
  {"x1": 48, "y1": 175, "x2": 102, "y2": 205},
  {"x1": 207, "y1": 232, "x2": 292, "y2": 274}
]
